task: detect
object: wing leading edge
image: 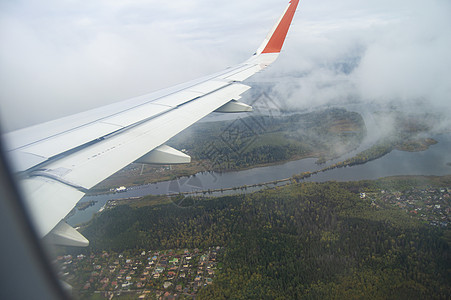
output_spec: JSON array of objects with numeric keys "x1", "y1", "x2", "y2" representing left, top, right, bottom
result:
[{"x1": 2, "y1": 0, "x2": 299, "y2": 244}]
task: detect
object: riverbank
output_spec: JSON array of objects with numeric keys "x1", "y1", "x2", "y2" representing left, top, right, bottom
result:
[
  {"x1": 87, "y1": 107, "x2": 443, "y2": 196},
  {"x1": 67, "y1": 132, "x2": 451, "y2": 227},
  {"x1": 87, "y1": 134, "x2": 442, "y2": 197},
  {"x1": 87, "y1": 108, "x2": 366, "y2": 195}
]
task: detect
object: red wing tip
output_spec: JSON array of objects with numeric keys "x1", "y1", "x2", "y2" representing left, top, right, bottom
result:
[{"x1": 261, "y1": 0, "x2": 299, "y2": 54}]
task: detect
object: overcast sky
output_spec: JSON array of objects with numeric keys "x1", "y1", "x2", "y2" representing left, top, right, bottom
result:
[{"x1": 1, "y1": 0, "x2": 450, "y2": 131}]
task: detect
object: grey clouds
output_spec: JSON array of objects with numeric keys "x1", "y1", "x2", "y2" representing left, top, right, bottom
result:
[{"x1": 1, "y1": 0, "x2": 450, "y2": 131}]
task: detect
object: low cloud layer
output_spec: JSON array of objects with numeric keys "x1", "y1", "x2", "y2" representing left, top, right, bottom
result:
[
  {"x1": 256, "y1": 0, "x2": 451, "y2": 117},
  {"x1": 1, "y1": 0, "x2": 450, "y2": 132}
]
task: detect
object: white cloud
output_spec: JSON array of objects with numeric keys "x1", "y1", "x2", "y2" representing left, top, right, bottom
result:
[
  {"x1": 261, "y1": 0, "x2": 451, "y2": 117},
  {"x1": 1, "y1": 0, "x2": 450, "y2": 131}
]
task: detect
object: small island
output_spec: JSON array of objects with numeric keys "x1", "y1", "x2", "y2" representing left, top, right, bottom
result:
[
  {"x1": 76, "y1": 200, "x2": 96, "y2": 211},
  {"x1": 396, "y1": 137, "x2": 438, "y2": 152}
]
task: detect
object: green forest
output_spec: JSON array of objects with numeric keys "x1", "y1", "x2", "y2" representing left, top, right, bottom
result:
[
  {"x1": 77, "y1": 178, "x2": 450, "y2": 299},
  {"x1": 169, "y1": 108, "x2": 365, "y2": 171}
]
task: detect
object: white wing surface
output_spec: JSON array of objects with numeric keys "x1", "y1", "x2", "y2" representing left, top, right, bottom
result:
[{"x1": 2, "y1": 0, "x2": 299, "y2": 245}]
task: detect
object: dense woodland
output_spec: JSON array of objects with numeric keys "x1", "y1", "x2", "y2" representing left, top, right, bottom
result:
[
  {"x1": 78, "y1": 178, "x2": 450, "y2": 299},
  {"x1": 168, "y1": 108, "x2": 365, "y2": 171}
]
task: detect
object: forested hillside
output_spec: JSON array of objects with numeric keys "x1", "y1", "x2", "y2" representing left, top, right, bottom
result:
[{"x1": 78, "y1": 179, "x2": 450, "y2": 299}]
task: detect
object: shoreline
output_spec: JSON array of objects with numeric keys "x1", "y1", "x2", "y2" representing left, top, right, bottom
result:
[{"x1": 86, "y1": 136, "x2": 440, "y2": 198}]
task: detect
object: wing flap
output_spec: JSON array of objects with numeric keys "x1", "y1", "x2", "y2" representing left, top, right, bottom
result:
[
  {"x1": 44, "y1": 221, "x2": 89, "y2": 247},
  {"x1": 21, "y1": 122, "x2": 123, "y2": 158},
  {"x1": 19, "y1": 177, "x2": 85, "y2": 237}
]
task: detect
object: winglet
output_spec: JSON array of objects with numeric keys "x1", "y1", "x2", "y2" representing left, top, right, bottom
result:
[{"x1": 256, "y1": 0, "x2": 299, "y2": 55}]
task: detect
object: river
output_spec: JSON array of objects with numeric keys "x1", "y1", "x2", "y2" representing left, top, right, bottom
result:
[{"x1": 67, "y1": 130, "x2": 451, "y2": 227}]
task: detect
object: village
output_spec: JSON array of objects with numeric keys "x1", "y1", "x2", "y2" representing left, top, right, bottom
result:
[
  {"x1": 363, "y1": 186, "x2": 450, "y2": 227},
  {"x1": 57, "y1": 185, "x2": 449, "y2": 299},
  {"x1": 56, "y1": 246, "x2": 222, "y2": 299}
]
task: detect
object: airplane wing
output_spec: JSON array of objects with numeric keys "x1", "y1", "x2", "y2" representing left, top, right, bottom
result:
[{"x1": 2, "y1": 0, "x2": 299, "y2": 246}]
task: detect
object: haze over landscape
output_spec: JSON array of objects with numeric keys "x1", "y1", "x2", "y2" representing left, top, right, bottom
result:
[{"x1": 1, "y1": 0, "x2": 450, "y2": 132}]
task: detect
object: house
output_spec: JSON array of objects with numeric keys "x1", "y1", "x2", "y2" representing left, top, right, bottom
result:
[
  {"x1": 100, "y1": 277, "x2": 109, "y2": 284},
  {"x1": 115, "y1": 186, "x2": 127, "y2": 193},
  {"x1": 163, "y1": 281, "x2": 172, "y2": 289},
  {"x1": 160, "y1": 260, "x2": 168, "y2": 266}
]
